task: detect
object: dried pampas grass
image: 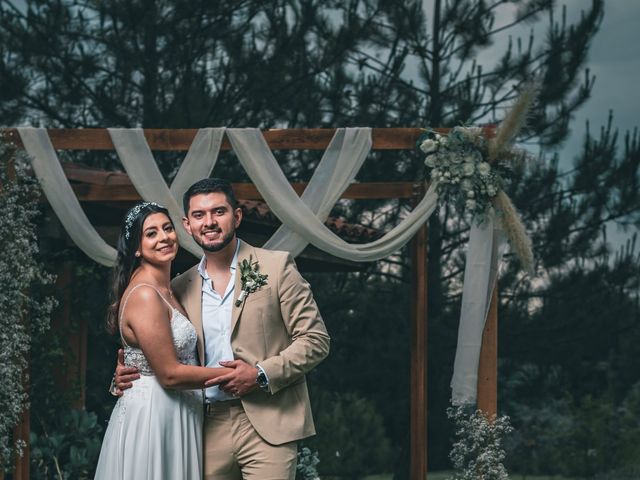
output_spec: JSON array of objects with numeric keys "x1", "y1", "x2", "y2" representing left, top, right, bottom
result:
[
  {"x1": 488, "y1": 82, "x2": 539, "y2": 163},
  {"x1": 492, "y1": 191, "x2": 534, "y2": 273}
]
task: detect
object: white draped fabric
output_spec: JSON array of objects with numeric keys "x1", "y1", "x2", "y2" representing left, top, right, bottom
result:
[
  {"x1": 450, "y1": 217, "x2": 506, "y2": 405},
  {"x1": 107, "y1": 128, "x2": 225, "y2": 257},
  {"x1": 260, "y1": 128, "x2": 372, "y2": 256},
  {"x1": 17, "y1": 127, "x2": 117, "y2": 266},
  {"x1": 17, "y1": 126, "x2": 502, "y2": 405},
  {"x1": 227, "y1": 128, "x2": 440, "y2": 261}
]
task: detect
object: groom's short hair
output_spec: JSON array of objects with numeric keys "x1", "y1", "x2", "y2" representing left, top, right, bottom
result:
[{"x1": 183, "y1": 178, "x2": 239, "y2": 214}]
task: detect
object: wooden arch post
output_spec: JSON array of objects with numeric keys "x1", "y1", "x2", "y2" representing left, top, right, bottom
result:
[
  {"x1": 4, "y1": 127, "x2": 498, "y2": 480},
  {"x1": 410, "y1": 182, "x2": 429, "y2": 479}
]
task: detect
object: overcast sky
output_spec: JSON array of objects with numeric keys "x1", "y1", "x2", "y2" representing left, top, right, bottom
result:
[
  {"x1": 561, "y1": 1, "x2": 639, "y2": 244},
  {"x1": 463, "y1": 1, "x2": 640, "y2": 166},
  {"x1": 549, "y1": 1, "x2": 639, "y2": 165}
]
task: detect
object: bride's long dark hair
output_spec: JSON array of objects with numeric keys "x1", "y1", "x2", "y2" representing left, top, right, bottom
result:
[{"x1": 106, "y1": 202, "x2": 173, "y2": 334}]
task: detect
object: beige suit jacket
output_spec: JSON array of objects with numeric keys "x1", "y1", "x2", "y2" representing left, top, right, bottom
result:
[{"x1": 171, "y1": 241, "x2": 330, "y2": 445}]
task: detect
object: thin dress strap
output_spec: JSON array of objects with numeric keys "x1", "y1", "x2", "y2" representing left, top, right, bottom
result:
[{"x1": 118, "y1": 283, "x2": 174, "y2": 347}]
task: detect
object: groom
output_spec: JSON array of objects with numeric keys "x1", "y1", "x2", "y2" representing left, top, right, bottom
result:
[{"x1": 115, "y1": 178, "x2": 330, "y2": 479}]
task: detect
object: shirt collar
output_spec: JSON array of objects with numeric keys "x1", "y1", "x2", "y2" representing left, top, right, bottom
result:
[{"x1": 197, "y1": 239, "x2": 241, "y2": 281}]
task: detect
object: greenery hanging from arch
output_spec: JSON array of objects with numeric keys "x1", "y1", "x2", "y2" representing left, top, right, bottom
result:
[{"x1": 0, "y1": 134, "x2": 56, "y2": 466}]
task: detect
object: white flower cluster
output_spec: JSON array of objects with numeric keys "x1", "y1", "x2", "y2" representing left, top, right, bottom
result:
[
  {"x1": 0, "y1": 138, "x2": 56, "y2": 462},
  {"x1": 419, "y1": 127, "x2": 506, "y2": 224},
  {"x1": 296, "y1": 446, "x2": 321, "y2": 480},
  {"x1": 239, "y1": 257, "x2": 268, "y2": 294},
  {"x1": 446, "y1": 405, "x2": 513, "y2": 480},
  {"x1": 235, "y1": 255, "x2": 269, "y2": 306}
]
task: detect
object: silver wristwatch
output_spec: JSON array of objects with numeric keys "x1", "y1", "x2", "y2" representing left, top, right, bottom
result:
[{"x1": 256, "y1": 369, "x2": 269, "y2": 392}]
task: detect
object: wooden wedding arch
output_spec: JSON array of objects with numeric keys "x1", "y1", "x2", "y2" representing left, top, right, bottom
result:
[{"x1": 3, "y1": 127, "x2": 499, "y2": 480}]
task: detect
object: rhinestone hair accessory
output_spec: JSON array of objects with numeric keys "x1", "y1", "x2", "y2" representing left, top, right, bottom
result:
[{"x1": 124, "y1": 202, "x2": 164, "y2": 240}]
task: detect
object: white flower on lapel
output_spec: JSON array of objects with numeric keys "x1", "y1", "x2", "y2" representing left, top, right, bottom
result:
[{"x1": 235, "y1": 255, "x2": 268, "y2": 307}]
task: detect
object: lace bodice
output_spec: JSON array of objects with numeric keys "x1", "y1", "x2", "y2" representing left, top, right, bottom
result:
[{"x1": 120, "y1": 284, "x2": 198, "y2": 376}]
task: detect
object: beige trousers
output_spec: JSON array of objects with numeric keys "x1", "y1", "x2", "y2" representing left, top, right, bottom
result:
[{"x1": 204, "y1": 400, "x2": 297, "y2": 480}]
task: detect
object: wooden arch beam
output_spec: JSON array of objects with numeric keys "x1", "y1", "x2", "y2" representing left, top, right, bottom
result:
[
  {"x1": 2, "y1": 126, "x2": 493, "y2": 152},
  {"x1": 3, "y1": 127, "x2": 425, "y2": 151}
]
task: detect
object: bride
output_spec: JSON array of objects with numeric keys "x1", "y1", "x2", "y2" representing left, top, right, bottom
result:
[{"x1": 95, "y1": 202, "x2": 229, "y2": 479}]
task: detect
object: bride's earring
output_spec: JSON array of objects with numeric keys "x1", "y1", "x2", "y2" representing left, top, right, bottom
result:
[{"x1": 135, "y1": 251, "x2": 141, "y2": 257}]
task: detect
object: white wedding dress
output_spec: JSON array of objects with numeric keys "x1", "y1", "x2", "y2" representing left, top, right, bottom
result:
[{"x1": 95, "y1": 284, "x2": 203, "y2": 479}]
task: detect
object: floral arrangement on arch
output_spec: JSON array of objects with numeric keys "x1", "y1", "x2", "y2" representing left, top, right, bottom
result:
[
  {"x1": 417, "y1": 83, "x2": 539, "y2": 272},
  {"x1": 419, "y1": 126, "x2": 508, "y2": 224}
]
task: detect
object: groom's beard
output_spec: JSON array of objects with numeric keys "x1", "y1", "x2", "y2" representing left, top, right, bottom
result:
[{"x1": 193, "y1": 227, "x2": 236, "y2": 253}]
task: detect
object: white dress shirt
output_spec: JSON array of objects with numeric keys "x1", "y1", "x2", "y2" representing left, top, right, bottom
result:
[{"x1": 198, "y1": 240, "x2": 240, "y2": 402}]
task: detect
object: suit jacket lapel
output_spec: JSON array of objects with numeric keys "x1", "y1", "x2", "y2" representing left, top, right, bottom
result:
[{"x1": 231, "y1": 240, "x2": 254, "y2": 334}]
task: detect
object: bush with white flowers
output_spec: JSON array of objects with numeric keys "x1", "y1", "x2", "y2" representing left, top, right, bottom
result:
[
  {"x1": 0, "y1": 135, "x2": 56, "y2": 465},
  {"x1": 447, "y1": 405, "x2": 513, "y2": 480},
  {"x1": 296, "y1": 446, "x2": 320, "y2": 480}
]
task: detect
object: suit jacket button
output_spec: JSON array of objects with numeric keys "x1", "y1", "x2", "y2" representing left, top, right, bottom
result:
[{"x1": 235, "y1": 347, "x2": 242, "y2": 353}]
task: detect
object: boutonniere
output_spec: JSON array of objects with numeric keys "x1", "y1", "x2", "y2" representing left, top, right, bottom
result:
[{"x1": 235, "y1": 255, "x2": 268, "y2": 307}]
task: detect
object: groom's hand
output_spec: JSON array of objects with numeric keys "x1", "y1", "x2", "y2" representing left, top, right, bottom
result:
[
  {"x1": 205, "y1": 360, "x2": 258, "y2": 397},
  {"x1": 114, "y1": 348, "x2": 140, "y2": 396}
]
